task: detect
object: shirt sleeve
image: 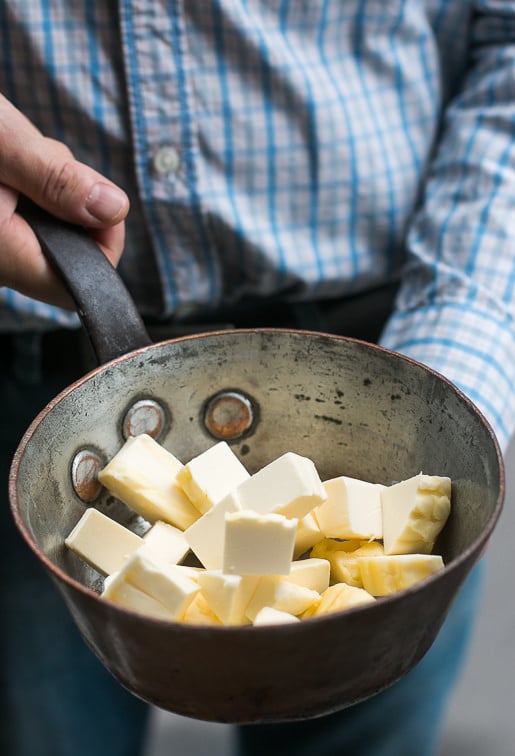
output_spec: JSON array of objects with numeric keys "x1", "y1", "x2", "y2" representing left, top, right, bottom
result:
[{"x1": 380, "y1": 4, "x2": 515, "y2": 454}]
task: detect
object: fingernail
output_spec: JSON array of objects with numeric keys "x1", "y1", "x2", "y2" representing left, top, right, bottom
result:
[{"x1": 85, "y1": 183, "x2": 128, "y2": 222}]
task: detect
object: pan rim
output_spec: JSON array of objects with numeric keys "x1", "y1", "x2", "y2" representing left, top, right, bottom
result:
[{"x1": 8, "y1": 327, "x2": 505, "y2": 631}]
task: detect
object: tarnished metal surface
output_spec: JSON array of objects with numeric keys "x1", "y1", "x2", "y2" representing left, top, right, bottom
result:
[
  {"x1": 71, "y1": 448, "x2": 104, "y2": 502},
  {"x1": 204, "y1": 390, "x2": 255, "y2": 440},
  {"x1": 9, "y1": 330, "x2": 504, "y2": 724},
  {"x1": 122, "y1": 398, "x2": 167, "y2": 440}
]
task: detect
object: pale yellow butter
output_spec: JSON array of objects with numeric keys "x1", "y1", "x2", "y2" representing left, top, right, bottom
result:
[
  {"x1": 315, "y1": 475, "x2": 383, "y2": 540},
  {"x1": 223, "y1": 452, "x2": 327, "y2": 520},
  {"x1": 223, "y1": 510, "x2": 297, "y2": 576},
  {"x1": 197, "y1": 571, "x2": 259, "y2": 625},
  {"x1": 288, "y1": 558, "x2": 331, "y2": 593},
  {"x1": 65, "y1": 507, "x2": 142, "y2": 576},
  {"x1": 381, "y1": 473, "x2": 451, "y2": 555},
  {"x1": 102, "y1": 574, "x2": 173, "y2": 621},
  {"x1": 311, "y1": 538, "x2": 384, "y2": 587},
  {"x1": 358, "y1": 554, "x2": 445, "y2": 596},
  {"x1": 105, "y1": 550, "x2": 199, "y2": 619},
  {"x1": 184, "y1": 494, "x2": 241, "y2": 570},
  {"x1": 293, "y1": 511, "x2": 324, "y2": 559},
  {"x1": 79, "y1": 444, "x2": 452, "y2": 625},
  {"x1": 142, "y1": 520, "x2": 190, "y2": 565},
  {"x1": 253, "y1": 607, "x2": 301, "y2": 626},
  {"x1": 97, "y1": 434, "x2": 199, "y2": 530},
  {"x1": 245, "y1": 576, "x2": 320, "y2": 622},
  {"x1": 302, "y1": 582, "x2": 375, "y2": 618},
  {"x1": 174, "y1": 564, "x2": 204, "y2": 581},
  {"x1": 182, "y1": 591, "x2": 223, "y2": 626},
  {"x1": 176, "y1": 441, "x2": 250, "y2": 515}
]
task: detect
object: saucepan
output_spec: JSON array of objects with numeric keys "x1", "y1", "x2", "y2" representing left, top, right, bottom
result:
[{"x1": 8, "y1": 201, "x2": 504, "y2": 723}]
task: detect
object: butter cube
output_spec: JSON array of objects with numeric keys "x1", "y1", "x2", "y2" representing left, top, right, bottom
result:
[
  {"x1": 288, "y1": 558, "x2": 331, "y2": 593},
  {"x1": 65, "y1": 508, "x2": 142, "y2": 576},
  {"x1": 184, "y1": 495, "x2": 241, "y2": 570},
  {"x1": 102, "y1": 574, "x2": 174, "y2": 621},
  {"x1": 106, "y1": 550, "x2": 199, "y2": 619},
  {"x1": 302, "y1": 582, "x2": 375, "y2": 618},
  {"x1": 293, "y1": 512, "x2": 324, "y2": 558},
  {"x1": 358, "y1": 554, "x2": 445, "y2": 596},
  {"x1": 142, "y1": 521, "x2": 190, "y2": 565},
  {"x1": 381, "y1": 473, "x2": 451, "y2": 555},
  {"x1": 174, "y1": 565, "x2": 203, "y2": 581},
  {"x1": 98, "y1": 434, "x2": 199, "y2": 530},
  {"x1": 310, "y1": 538, "x2": 359, "y2": 558},
  {"x1": 182, "y1": 592, "x2": 223, "y2": 626},
  {"x1": 253, "y1": 607, "x2": 300, "y2": 626},
  {"x1": 224, "y1": 452, "x2": 327, "y2": 520},
  {"x1": 223, "y1": 511, "x2": 297, "y2": 576},
  {"x1": 197, "y1": 571, "x2": 259, "y2": 625},
  {"x1": 315, "y1": 476, "x2": 383, "y2": 540},
  {"x1": 176, "y1": 441, "x2": 250, "y2": 514},
  {"x1": 311, "y1": 538, "x2": 384, "y2": 587},
  {"x1": 245, "y1": 576, "x2": 320, "y2": 622}
]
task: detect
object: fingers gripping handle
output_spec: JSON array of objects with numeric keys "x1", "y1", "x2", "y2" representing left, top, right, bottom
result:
[{"x1": 17, "y1": 197, "x2": 152, "y2": 365}]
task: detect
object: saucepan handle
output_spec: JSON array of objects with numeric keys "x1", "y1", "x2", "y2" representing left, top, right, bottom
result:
[{"x1": 17, "y1": 197, "x2": 152, "y2": 365}]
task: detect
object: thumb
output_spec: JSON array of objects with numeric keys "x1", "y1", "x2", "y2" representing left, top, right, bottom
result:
[{"x1": 0, "y1": 95, "x2": 128, "y2": 228}]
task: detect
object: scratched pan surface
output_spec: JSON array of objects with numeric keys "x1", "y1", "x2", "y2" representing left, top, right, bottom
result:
[{"x1": 8, "y1": 205, "x2": 504, "y2": 723}]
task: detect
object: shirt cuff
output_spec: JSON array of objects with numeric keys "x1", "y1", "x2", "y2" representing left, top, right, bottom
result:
[{"x1": 379, "y1": 302, "x2": 515, "y2": 454}]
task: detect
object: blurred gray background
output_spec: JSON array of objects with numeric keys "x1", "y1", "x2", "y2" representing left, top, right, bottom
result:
[{"x1": 145, "y1": 442, "x2": 515, "y2": 756}]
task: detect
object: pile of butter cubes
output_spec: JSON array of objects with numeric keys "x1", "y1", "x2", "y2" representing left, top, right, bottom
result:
[{"x1": 65, "y1": 434, "x2": 451, "y2": 626}]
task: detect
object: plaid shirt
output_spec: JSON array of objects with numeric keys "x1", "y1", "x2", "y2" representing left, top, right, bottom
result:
[{"x1": 1, "y1": 1, "x2": 515, "y2": 450}]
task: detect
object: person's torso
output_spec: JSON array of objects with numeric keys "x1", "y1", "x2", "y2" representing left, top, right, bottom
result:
[{"x1": 0, "y1": 0, "x2": 471, "y2": 326}]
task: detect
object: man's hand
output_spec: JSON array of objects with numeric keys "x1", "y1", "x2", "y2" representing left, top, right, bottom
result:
[{"x1": 0, "y1": 94, "x2": 129, "y2": 309}]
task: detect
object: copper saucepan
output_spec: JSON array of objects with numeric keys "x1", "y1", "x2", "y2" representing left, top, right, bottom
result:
[{"x1": 8, "y1": 201, "x2": 504, "y2": 723}]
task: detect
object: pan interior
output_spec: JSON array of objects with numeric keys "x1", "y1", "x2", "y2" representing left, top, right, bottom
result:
[{"x1": 14, "y1": 331, "x2": 502, "y2": 591}]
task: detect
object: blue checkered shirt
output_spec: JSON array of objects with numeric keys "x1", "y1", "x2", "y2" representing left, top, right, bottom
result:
[{"x1": 1, "y1": 1, "x2": 515, "y2": 450}]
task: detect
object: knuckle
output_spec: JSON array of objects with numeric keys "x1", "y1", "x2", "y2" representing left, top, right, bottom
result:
[
  {"x1": 40, "y1": 158, "x2": 80, "y2": 206},
  {"x1": 45, "y1": 137, "x2": 75, "y2": 161}
]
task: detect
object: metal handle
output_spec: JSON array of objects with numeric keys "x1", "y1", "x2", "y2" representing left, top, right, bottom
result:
[{"x1": 17, "y1": 197, "x2": 152, "y2": 365}]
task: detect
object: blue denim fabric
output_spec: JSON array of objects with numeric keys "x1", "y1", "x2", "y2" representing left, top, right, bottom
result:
[
  {"x1": 0, "y1": 343, "x2": 150, "y2": 756},
  {"x1": 236, "y1": 564, "x2": 484, "y2": 756}
]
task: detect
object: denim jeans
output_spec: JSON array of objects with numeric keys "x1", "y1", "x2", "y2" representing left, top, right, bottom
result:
[
  {"x1": 0, "y1": 335, "x2": 149, "y2": 756},
  {"x1": 236, "y1": 565, "x2": 484, "y2": 756},
  {"x1": 0, "y1": 331, "x2": 485, "y2": 756}
]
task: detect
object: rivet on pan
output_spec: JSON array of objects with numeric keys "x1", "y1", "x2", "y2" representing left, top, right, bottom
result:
[
  {"x1": 71, "y1": 449, "x2": 104, "y2": 502},
  {"x1": 123, "y1": 399, "x2": 166, "y2": 440},
  {"x1": 204, "y1": 391, "x2": 255, "y2": 440}
]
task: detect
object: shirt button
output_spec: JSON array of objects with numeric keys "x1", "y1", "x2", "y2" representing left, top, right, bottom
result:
[{"x1": 152, "y1": 145, "x2": 181, "y2": 176}]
